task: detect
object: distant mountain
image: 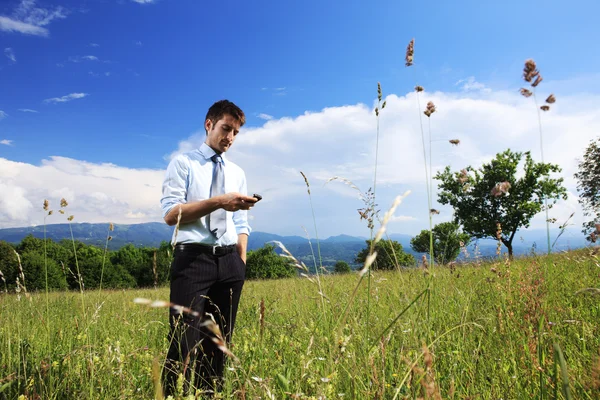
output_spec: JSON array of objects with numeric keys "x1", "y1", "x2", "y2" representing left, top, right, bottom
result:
[{"x1": 0, "y1": 222, "x2": 590, "y2": 268}]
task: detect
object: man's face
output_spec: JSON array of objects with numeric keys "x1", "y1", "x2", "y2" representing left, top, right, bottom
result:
[{"x1": 205, "y1": 113, "x2": 241, "y2": 154}]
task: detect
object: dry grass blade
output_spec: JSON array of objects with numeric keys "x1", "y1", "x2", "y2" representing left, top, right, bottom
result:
[
  {"x1": 373, "y1": 191, "x2": 411, "y2": 244},
  {"x1": 152, "y1": 357, "x2": 164, "y2": 400},
  {"x1": 575, "y1": 288, "x2": 600, "y2": 296}
]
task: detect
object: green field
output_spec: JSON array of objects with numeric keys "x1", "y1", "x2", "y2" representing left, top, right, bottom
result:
[{"x1": 1, "y1": 249, "x2": 599, "y2": 399}]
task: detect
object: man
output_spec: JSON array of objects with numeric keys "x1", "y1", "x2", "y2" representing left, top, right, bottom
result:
[{"x1": 160, "y1": 100, "x2": 258, "y2": 395}]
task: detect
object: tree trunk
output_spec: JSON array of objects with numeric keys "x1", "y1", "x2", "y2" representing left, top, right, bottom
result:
[{"x1": 501, "y1": 238, "x2": 514, "y2": 260}]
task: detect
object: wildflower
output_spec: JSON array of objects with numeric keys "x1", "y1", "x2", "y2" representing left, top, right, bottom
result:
[
  {"x1": 449, "y1": 139, "x2": 460, "y2": 146},
  {"x1": 405, "y1": 38, "x2": 414, "y2": 67},
  {"x1": 546, "y1": 94, "x2": 556, "y2": 104},
  {"x1": 523, "y1": 59, "x2": 539, "y2": 83},
  {"x1": 520, "y1": 88, "x2": 533, "y2": 98},
  {"x1": 60, "y1": 198, "x2": 68, "y2": 207},
  {"x1": 540, "y1": 105, "x2": 550, "y2": 111},
  {"x1": 415, "y1": 85, "x2": 424, "y2": 92}
]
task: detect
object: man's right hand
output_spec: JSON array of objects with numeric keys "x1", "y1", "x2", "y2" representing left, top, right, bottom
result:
[{"x1": 220, "y1": 193, "x2": 258, "y2": 211}]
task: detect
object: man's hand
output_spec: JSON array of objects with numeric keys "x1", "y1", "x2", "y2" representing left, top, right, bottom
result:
[{"x1": 220, "y1": 193, "x2": 257, "y2": 212}]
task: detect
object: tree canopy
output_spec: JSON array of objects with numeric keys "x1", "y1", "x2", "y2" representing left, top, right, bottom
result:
[
  {"x1": 435, "y1": 149, "x2": 567, "y2": 257},
  {"x1": 410, "y1": 222, "x2": 471, "y2": 264},
  {"x1": 574, "y1": 137, "x2": 600, "y2": 242},
  {"x1": 355, "y1": 240, "x2": 415, "y2": 270}
]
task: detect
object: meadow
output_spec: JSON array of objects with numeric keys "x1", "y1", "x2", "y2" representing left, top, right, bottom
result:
[{"x1": 1, "y1": 248, "x2": 599, "y2": 399}]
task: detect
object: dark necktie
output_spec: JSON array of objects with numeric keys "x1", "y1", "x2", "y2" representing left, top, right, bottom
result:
[{"x1": 209, "y1": 154, "x2": 227, "y2": 239}]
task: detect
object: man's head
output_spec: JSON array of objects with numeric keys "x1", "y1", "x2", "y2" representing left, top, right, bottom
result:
[{"x1": 204, "y1": 100, "x2": 246, "y2": 154}]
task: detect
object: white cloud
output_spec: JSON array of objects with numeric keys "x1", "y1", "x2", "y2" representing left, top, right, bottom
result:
[
  {"x1": 4, "y1": 48, "x2": 16, "y2": 62},
  {"x1": 68, "y1": 55, "x2": 98, "y2": 62},
  {"x1": 1, "y1": 80, "x2": 598, "y2": 241},
  {"x1": 0, "y1": 0, "x2": 66, "y2": 37},
  {"x1": 134, "y1": 41, "x2": 142, "y2": 46},
  {"x1": 89, "y1": 43, "x2": 99, "y2": 47},
  {"x1": 131, "y1": 0, "x2": 156, "y2": 3},
  {"x1": 456, "y1": 76, "x2": 491, "y2": 93},
  {"x1": 0, "y1": 111, "x2": 7, "y2": 120},
  {"x1": 44, "y1": 93, "x2": 89, "y2": 104},
  {"x1": 18, "y1": 108, "x2": 38, "y2": 113},
  {"x1": 105, "y1": 72, "x2": 111, "y2": 77},
  {"x1": 0, "y1": 16, "x2": 47, "y2": 36},
  {"x1": 0, "y1": 156, "x2": 164, "y2": 227},
  {"x1": 257, "y1": 113, "x2": 274, "y2": 121},
  {"x1": 0, "y1": 140, "x2": 13, "y2": 146}
]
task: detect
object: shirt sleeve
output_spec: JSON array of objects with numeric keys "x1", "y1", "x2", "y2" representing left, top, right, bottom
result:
[
  {"x1": 160, "y1": 155, "x2": 189, "y2": 218},
  {"x1": 233, "y1": 170, "x2": 252, "y2": 236}
]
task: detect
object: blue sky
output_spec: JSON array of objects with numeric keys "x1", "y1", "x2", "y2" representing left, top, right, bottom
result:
[{"x1": 1, "y1": 0, "x2": 599, "y2": 243}]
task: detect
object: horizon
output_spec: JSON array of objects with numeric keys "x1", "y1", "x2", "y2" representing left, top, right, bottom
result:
[{"x1": 1, "y1": 0, "x2": 599, "y2": 239}]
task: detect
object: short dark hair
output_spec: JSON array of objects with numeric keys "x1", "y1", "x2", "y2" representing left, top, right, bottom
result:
[{"x1": 205, "y1": 100, "x2": 245, "y2": 131}]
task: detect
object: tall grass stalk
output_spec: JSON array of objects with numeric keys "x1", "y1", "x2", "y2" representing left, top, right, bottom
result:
[
  {"x1": 367, "y1": 82, "x2": 386, "y2": 343},
  {"x1": 42, "y1": 202, "x2": 53, "y2": 396},
  {"x1": 533, "y1": 90, "x2": 552, "y2": 255},
  {"x1": 407, "y1": 37, "x2": 434, "y2": 322},
  {"x1": 299, "y1": 172, "x2": 327, "y2": 323}
]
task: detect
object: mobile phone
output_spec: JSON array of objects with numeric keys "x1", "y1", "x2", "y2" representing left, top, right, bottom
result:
[{"x1": 253, "y1": 193, "x2": 262, "y2": 202}]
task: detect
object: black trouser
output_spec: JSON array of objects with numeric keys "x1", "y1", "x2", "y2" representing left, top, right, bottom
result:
[{"x1": 163, "y1": 245, "x2": 246, "y2": 396}]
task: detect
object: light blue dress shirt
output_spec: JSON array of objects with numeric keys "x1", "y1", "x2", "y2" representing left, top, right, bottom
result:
[{"x1": 161, "y1": 142, "x2": 251, "y2": 246}]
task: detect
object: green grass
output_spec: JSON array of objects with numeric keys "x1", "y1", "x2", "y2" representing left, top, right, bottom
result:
[{"x1": 1, "y1": 249, "x2": 599, "y2": 399}]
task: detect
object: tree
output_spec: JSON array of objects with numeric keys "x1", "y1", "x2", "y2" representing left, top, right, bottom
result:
[
  {"x1": 574, "y1": 137, "x2": 600, "y2": 241},
  {"x1": 333, "y1": 260, "x2": 351, "y2": 274},
  {"x1": 355, "y1": 240, "x2": 415, "y2": 270},
  {"x1": 246, "y1": 244, "x2": 297, "y2": 280},
  {"x1": 435, "y1": 149, "x2": 567, "y2": 258},
  {"x1": 411, "y1": 222, "x2": 471, "y2": 265}
]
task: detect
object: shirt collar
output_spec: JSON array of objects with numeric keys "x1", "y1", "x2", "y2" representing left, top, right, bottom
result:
[{"x1": 199, "y1": 142, "x2": 227, "y2": 164}]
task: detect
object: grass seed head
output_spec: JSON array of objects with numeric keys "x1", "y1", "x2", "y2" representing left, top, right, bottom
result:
[
  {"x1": 540, "y1": 105, "x2": 550, "y2": 111},
  {"x1": 415, "y1": 85, "x2": 424, "y2": 92},
  {"x1": 405, "y1": 38, "x2": 414, "y2": 66},
  {"x1": 43, "y1": 199, "x2": 49, "y2": 211},
  {"x1": 430, "y1": 208, "x2": 440, "y2": 215},
  {"x1": 449, "y1": 139, "x2": 460, "y2": 146},
  {"x1": 377, "y1": 82, "x2": 382, "y2": 101},
  {"x1": 109, "y1": 222, "x2": 114, "y2": 231},
  {"x1": 67, "y1": 215, "x2": 74, "y2": 221},
  {"x1": 523, "y1": 59, "x2": 539, "y2": 82},
  {"x1": 545, "y1": 94, "x2": 556, "y2": 104},
  {"x1": 520, "y1": 88, "x2": 533, "y2": 98},
  {"x1": 531, "y1": 74, "x2": 543, "y2": 87},
  {"x1": 60, "y1": 198, "x2": 68, "y2": 208},
  {"x1": 424, "y1": 101, "x2": 436, "y2": 117}
]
